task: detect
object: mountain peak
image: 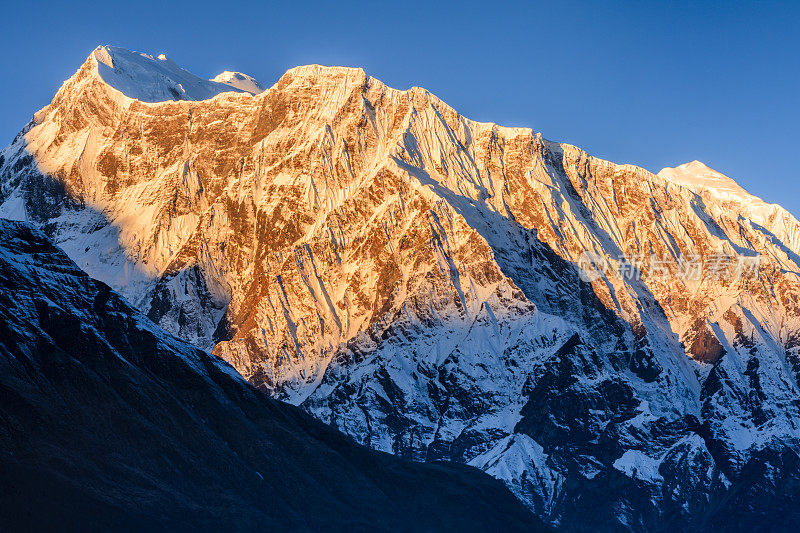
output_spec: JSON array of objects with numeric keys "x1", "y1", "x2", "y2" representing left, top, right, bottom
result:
[
  {"x1": 655, "y1": 161, "x2": 800, "y2": 244},
  {"x1": 661, "y1": 159, "x2": 728, "y2": 179},
  {"x1": 210, "y1": 70, "x2": 265, "y2": 94},
  {"x1": 88, "y1": 45, "x2": 257, "y2": 102},
  {"x1": 277, "y1": 64, "x2": 369, "y2": 89},
  {"x1": 657, "y1": 160, "x2": 764, "y2": 206},
  {"x1": 677, "y1": 159, "x2": 718, "y2": 174},
  {"x1": 284, "y1": 64, "x2": 367, "y2": 77}
]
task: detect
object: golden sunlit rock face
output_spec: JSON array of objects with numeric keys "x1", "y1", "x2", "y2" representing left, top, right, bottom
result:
[{"x1": 3, "y1": 46, "x2": 800, "y2": 529}]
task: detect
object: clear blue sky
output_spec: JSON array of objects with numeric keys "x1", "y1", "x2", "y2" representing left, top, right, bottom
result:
[{"x1": 2, "y1": 1, "x2": 798, "y2": 215}]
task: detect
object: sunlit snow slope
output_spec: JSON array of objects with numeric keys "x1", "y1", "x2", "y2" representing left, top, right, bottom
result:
[
  {"x1": 92, "y1": 45, "x2": 261, "y2": 101},
  {"x1": 211, "y1": 70, "x2": 266, "y2": 94}
]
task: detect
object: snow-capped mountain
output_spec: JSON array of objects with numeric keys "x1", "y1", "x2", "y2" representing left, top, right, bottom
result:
[
  {"x1": 1, "y1": 46, "x2": 798, "y2": 530},
  {"x1": 658, "y1": 160, "x2": 800, "y2": 254},
  {"x1": 211, "y1": 70, "x2": 266, "y2": 94},
  {"x1": 92, "y1": 45, "x2": 263, "y2": 101},
  {"x1": 0, "y1": 218, "x2": 539, "y2": 531}
]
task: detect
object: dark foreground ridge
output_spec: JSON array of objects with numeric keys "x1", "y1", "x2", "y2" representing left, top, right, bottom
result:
[{"x1": 0, "y1": 219, "x2": 544, "y2": 532}]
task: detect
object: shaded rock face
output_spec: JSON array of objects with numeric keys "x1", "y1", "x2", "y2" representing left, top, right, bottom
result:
[
  {"x1": 688, "y1": 321, "x2": 725, "y2": 364},
  {"x1": 1, "y1": 46, "x2": 800, "y2": 530},
  {"x1": 0, "y1": 219, "x2": 542, "y2": 532}
]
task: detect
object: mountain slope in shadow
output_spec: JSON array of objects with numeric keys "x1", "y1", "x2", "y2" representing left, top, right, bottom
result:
[{"x1": 0, "y1": 219, "x2": 543, "y2": 532}]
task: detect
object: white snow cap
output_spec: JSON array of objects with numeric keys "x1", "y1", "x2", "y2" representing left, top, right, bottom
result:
[
  {"x1": 658, "y1": 160, "x2": 767, "y2": 207},
  {"x1": 211, "y1": 71, "x2": 265, "y2": 95},
  {"x1": 90, "y1": 45, "x2": 264, "y2": 102}
]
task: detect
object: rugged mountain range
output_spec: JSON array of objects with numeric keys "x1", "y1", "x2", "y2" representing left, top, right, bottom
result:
[
  {"x1": 1, "y1": 45, "x2": 799, "y2": 530},
  {"x1": 0, "y1": 218, "x2": 540, "y2": 531}
]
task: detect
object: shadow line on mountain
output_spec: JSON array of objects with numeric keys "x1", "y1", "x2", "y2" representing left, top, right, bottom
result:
[
  {"x1": 0, "y1": 141, "x2": 235, "y2": 351},
  {"x1": 391, "y1": 148, "x2": 681, "y2": 372},
  {"x1": 0, "y1": 218, "x2": 546, "y2": 532}
]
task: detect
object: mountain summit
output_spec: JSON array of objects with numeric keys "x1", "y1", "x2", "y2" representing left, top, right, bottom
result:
[
  {"x1": 211, "y1": 70, "x2": 266, "y2": 94},
  {"x1": 91, "y1": 45, "x2": 263, "y2": 101},
  {"x1": 1, "y1": 46, "x2": 799, "y2": 530}
]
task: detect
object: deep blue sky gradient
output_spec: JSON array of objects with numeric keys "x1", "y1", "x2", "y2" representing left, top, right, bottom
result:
[{"x1": 2, "y1": 1, "x2": 798, "y2": 214}]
